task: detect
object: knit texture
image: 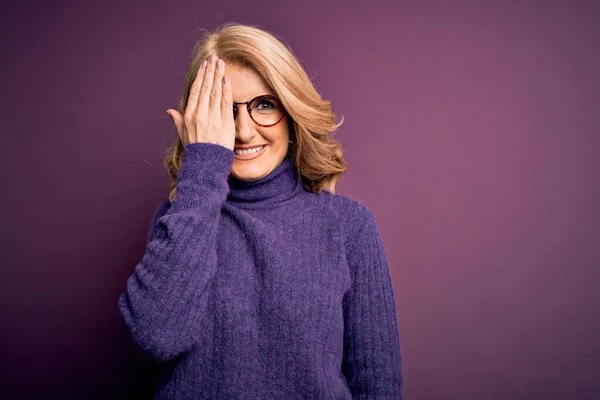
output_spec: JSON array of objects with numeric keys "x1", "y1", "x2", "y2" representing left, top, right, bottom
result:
[{"x1": 118, "y1": 142, "x2": 403, "y2": 399}]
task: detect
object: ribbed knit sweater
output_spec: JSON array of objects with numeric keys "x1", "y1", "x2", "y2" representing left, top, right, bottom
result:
[{"x1": 118, "y1": 142, "x2": 403, "y2": 399}]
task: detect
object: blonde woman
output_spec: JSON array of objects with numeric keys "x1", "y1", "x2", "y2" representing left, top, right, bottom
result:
[{"x1": 118, "y1": 23, "x2": 403, "y2": 399}]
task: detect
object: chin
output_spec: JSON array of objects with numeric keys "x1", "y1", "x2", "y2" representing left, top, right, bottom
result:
[
  {"x1": 231, "y1": 163, "x2": 269, "y2": 182},
  {"x1": 232, "y1": 155, "x2": 280, "y2": 179}
]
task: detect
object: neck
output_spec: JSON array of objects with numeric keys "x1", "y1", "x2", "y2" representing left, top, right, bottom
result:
[{"x1": 227, "y1": 155, "x2": 302, "y2": 207}]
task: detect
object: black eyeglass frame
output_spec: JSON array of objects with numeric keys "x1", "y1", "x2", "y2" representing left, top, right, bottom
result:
[{"x1": 232, "y1": 95, "x2": 286, "y2": 127}]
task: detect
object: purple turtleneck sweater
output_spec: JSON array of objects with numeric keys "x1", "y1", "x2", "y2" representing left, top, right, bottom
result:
[{"x1": 118, "y1": 142, "x2": 403, "y2": 399}]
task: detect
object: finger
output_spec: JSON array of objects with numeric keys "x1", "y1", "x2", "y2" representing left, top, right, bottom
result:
[
  {"x1": 167, "y1": 109, "x2": 185, "y2": 143},
  {"x1": 182, "y1": 60, "x2": 207, "y2": 145},
  {"x1": 221, "y1": 74, "x2": 233, "y2": 123},
  {"x1": 198, "y1": 54, "x2": 217, "y2": 119},
  {"x1": 184, "y1": 59, "x2": 207, "y2": 118},
  {"x1": 209, "y1": 58, "x2": 225, "y2": 118}
]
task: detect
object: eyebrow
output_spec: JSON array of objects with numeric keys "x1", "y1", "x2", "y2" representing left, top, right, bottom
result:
[{"x1": 233, "y1": 93, "x2": 276, "y2": 104}]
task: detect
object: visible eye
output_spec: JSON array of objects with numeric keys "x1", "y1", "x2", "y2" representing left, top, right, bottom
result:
[{"x1": 256, "y1": 99, "x2": 276, "y2": 110}]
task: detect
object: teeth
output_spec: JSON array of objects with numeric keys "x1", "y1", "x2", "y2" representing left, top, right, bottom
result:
[{"x1": 235, "y1": 145, "x2": 264, "y2": 155}]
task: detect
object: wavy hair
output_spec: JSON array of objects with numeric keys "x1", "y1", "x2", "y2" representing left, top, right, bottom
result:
[{"x1": 165, "y1": 23, "x2": 346, "y2": 202}]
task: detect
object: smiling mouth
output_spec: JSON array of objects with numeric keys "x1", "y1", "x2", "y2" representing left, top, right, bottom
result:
[{"x1": 234, "y1": 145, "x2": 267, "y2": 160}]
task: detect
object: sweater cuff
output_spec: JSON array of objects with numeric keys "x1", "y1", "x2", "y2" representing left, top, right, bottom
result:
[{"x1": 170, "y1": 142, "x2": 235, "y2": 212}]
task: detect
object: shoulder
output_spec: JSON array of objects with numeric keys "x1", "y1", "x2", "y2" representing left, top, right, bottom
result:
[{"x1": 311, "y1": 190, "x2": 378, "y2": 242}]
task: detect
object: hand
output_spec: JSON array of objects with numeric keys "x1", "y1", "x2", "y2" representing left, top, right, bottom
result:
[{"x1": 166, "y1": 54, "x2": 235, "y2": 151}]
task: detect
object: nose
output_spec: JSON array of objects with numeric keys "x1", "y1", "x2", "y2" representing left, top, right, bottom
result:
[{"x1": 235, "y1": 106, "x2": 256, "y2": 141}]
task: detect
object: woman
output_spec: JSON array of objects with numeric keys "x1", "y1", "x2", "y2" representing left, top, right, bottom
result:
[{"x1": 118, "y1": 23, "x2": 403, "y2": 399}]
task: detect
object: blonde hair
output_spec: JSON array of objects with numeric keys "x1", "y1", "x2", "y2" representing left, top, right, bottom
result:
[{"x1": 165, "y1": 23, "x2": 346, "y2": 202}]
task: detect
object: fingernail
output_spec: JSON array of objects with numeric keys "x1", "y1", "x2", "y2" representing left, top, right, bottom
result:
[
  {"x1": 166, "y1": 110, "x2": 172, "y2": 120},
  {"x1": 217, "y1": 59, "x2": 223, "y2": 69},
  {"x1": 210, "y1": 54, "x2": 217, "y2": 63},
  {"x1": 200, "y1": 60, "x2": 207, "y2": 69}
]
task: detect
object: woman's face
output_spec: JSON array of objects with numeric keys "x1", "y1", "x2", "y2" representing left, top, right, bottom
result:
[{"x1": 224, "y1": 63, "x2": 290, "y2": 182}]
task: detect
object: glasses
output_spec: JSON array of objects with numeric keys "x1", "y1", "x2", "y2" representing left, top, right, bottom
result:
[{"x1": 233, "y1": 95, "x2": 285, "y2": 127}]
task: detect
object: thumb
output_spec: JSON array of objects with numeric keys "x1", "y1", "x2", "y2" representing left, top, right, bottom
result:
[{"x1": 166, "y1": 109, "x2": 184, "y2": 142}]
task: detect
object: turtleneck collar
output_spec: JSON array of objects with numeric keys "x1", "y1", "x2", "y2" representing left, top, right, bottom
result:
[{"x1": 227, "y1": 154, "x2": 303, "y2": 207}]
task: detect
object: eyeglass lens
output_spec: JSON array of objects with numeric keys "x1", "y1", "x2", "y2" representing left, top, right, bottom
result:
[{"x1": 233, "y1": 96, "x2": 283, "y2": 126}]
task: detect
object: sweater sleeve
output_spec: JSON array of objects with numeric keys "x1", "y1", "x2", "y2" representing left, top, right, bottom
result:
[
  {"x1": 342, "y1": 204, "x2": 404, "y2": 399},
  {"x1": 118, "y1": 142, "x2": 235, "y2": 362}
]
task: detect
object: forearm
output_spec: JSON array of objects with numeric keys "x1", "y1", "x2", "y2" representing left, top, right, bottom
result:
[{"x1": 118, "y1": 142, "x2": 234, "y2": 362}]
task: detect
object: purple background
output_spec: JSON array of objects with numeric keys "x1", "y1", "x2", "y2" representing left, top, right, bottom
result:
[{"x1": 1, "y1": 1, "x2": 599, "y2": 399}]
